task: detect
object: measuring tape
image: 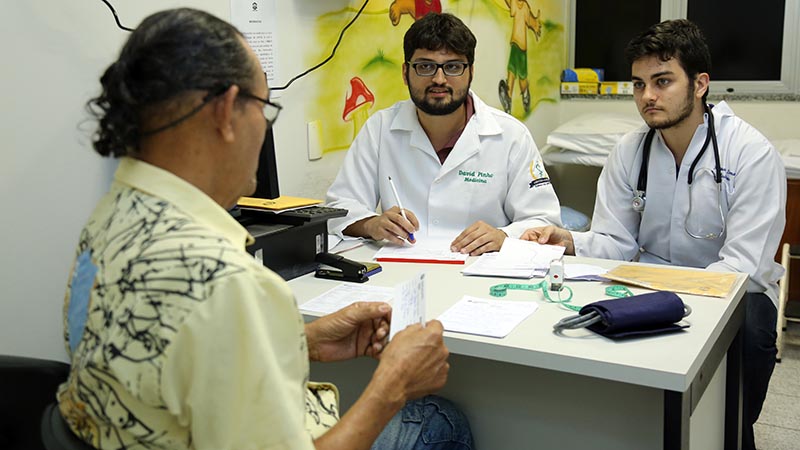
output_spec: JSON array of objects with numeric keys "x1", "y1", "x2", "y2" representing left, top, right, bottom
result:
[{"x1": 489, "y1": 282, "x2": 634, "y2": 312}]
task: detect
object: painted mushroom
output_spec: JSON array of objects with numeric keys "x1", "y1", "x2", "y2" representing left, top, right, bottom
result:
[{"x1": 342, "y1": 77, "x2": 375, "y2": 139}]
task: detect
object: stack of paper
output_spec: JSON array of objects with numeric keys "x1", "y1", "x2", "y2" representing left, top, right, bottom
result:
[{"x1": 462, "y1": 239, "x2": 566, "y2": 278}]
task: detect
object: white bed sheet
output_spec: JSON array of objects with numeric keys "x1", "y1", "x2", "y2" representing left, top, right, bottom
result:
[
  {"x1": 543, "y1": 134, "x2": 800, "y2": 181},
  {"x1": 541, "y1": 144, "x2": 607, "y2": 167},
  {"x1": 775, "y1": 139, "x2": 800, "y2": 180}
]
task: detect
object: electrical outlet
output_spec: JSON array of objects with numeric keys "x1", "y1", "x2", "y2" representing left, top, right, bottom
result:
[{"x1": 307, "y1": 120, "x2": 322, "y2": 161}]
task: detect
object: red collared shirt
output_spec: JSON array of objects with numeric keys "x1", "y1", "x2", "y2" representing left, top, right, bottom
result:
[{"x1": 436, "y1": 94, "x2": 475, "y2": 165}]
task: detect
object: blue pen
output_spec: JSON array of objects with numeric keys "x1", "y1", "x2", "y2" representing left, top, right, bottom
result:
[{"x1": 387, "y1": 176, "x2": 415, "y2": 241}]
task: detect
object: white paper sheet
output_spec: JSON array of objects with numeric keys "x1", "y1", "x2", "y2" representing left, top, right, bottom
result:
[
  {"x1": 299, "y1": 284, "x2": 394, "y2": 315},
  {"x1": 374, "y1": 239, "x2": 469, "y2": 264},
  {"x1": 328, "y1": 235, "x2": 367, "y2": 254},
  {"x1": 499, "y1": 238, "x2": 567, "y2": 268},
  {"x1": 564, "y1": 264, "x2": 608, "y2": 281},
  {"x1": 389, "y1": 272, "x2": 426, "y2": 340},
  {"x1": 437, "y1": 296, "x2": 539, "y2": 338}
]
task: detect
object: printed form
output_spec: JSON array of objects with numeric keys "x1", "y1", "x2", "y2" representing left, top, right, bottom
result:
[
  {"x1": 438, "y1": 296, "x2": 539, "y2": 338},
  {"x1": 389, "y1": 272, "x2": 427, "y2": 340},
  {"x1": 298, "y1": 273, "x2": 427, "y2": 341},
  {"x1": 299, "y1": 284, "x2": 394, "y2": 315}
]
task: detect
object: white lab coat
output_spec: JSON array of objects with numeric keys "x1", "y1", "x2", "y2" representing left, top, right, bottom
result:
[
  {"x1": 326, "y1": 91, "x2": 562, "y2": 240},
  {"x1": 573, "y1": 101, "x2": 786, "y2": 305}
]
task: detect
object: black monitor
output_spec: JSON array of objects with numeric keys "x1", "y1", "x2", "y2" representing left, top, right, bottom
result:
[{"x1": 253, "y1": 126, "x2": 280, "y2": 199}]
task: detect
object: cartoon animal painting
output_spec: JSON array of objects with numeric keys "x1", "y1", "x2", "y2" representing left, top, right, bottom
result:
[
  {"x1": 389, "y1": 0, "x2": 442, "y2": 26},
  {"x1": 498, "y1": 0, "x2": 542, "y2": 115}
]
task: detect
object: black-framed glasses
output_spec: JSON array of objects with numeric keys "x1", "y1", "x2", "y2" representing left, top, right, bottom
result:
[
  {"x1": 239, "y1": 92, "x2": 283, "y2": 126},
  {"x1": 407, "y1": 60, "x2": 470, "y2": 77}
]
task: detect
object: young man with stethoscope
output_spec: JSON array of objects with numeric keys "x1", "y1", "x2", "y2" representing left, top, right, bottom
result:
[{"x1": 523, "y1": 19, "x2": 786, "y2": 450}]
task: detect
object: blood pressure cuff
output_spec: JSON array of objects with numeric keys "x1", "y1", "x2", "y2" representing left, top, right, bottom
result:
[{"x1": 579, "y1": 291, "x2": 688, "y2": 339}]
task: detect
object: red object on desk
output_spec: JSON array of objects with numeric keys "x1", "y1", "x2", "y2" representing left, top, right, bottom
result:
[{"x1": 375, "y1": 257, "x2": 466, "y2": 265}]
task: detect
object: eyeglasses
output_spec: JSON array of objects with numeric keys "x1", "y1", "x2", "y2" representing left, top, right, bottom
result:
[
  {"x1": 239, "y1": 92, "x2": 282, "y2": 126},
  {"x1": 407, "y1": 61, "x2": 470, "y2": 77}
]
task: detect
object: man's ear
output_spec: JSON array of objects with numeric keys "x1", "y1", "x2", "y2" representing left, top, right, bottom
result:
[
  {"x1": 402, "y1": 63, "x2": 409, "y2": 87},
  {"x1": 213, "y1": 85, "x2": 240, "y2": 143},
  {"x1": 695, "y1": 72, "x2": 710, "y2": 100}
]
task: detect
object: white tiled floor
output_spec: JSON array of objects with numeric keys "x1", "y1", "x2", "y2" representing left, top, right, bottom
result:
[{"x1": 754, "y1": 320, "x2": 800, "y2": 449}]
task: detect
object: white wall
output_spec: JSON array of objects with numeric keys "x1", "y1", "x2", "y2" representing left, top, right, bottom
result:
[
  {"x1": 2, "y1": 1, "x2": 797, "y2": 361},
  {"x1": 0, "y1": 0, "x2": 392, "y2": 361},
  {"x1": 0, "y1": 1, "x2": 235, "y2": 361}
]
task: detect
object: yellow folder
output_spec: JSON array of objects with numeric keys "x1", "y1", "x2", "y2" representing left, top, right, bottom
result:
[
  {"x1": 603, "y1": 264, "x2": 739, "y2": 298},
  {"x1": 237, "y1": 196, "x2": 322, "y2": 211}
]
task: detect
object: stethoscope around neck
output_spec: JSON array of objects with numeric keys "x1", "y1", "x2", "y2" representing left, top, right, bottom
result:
[{"x1": 632, "y1": 104, "x2": 726, "y2": 239}]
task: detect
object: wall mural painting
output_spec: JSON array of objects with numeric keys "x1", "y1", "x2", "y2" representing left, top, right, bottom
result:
[{"x1": 307, "y1": 0, "x2": 564, "y2": 155}]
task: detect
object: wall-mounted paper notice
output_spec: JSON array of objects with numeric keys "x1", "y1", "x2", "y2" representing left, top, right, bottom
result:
[
  {"x1": 230, "y1": 0, "x2": 282, "y2": 97},
  {"x1": 389, "y1": 272, "x2": 426, "y2": 340}
]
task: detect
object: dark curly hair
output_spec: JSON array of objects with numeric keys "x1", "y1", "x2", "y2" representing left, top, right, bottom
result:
[
  {"x1": 403, "y1": 13, "x2": 477, "y2": 65},
  {"x1": 87, "y1": 8, "x2": 257, "y2": 157},
  {"x1": 624, "y1": 19, "x2": 712, "y2": 101}
]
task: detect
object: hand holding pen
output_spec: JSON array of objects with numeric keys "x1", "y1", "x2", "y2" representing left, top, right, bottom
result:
[
  {"x1": 386, "y1": 176, "x2": 418, "y2": 244},
  {"x1": 348, "y1": 205, "x2": 419, "y2": 245},
  {"x1": 346, "y1": 177, "x2": 419, "y2": 245}
]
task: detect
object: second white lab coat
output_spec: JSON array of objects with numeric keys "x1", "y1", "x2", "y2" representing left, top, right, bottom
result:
[
  {"x1": 573, "y1": 102, "x2": 786, "y2": 305},
  {"x1": 326, "y1": 91, "x2": 561, "y2": 240}
]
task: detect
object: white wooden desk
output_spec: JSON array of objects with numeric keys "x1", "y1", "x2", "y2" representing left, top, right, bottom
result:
[{"x1": 290, "y1": 244, "x2": 747, "y2": 450}]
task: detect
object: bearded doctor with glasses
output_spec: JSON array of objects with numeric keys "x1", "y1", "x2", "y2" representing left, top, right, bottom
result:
[
  {"x1": 523, "y1": 19, "x2": 785, "y2": 450},
  {"x1": 326, "y1": 13, "x2": 561, "y2": 256}
]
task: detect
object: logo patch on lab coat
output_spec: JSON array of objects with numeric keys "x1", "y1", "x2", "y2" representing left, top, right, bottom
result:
[{"x1": 528, "y1": 158, "x2": 551, "y2": 188}]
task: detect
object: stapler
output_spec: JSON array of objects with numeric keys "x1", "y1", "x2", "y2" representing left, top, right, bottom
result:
[{"x1": 314, "y1": 252, "x2": 382, "y2": 283}]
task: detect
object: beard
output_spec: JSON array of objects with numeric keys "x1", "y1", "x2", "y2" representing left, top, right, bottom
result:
[
  {"x1": 406, "y1": 72, "x2": 471, "y2": 116},
  {"x1": 645, "y1": 83, "x2": 697, "y2": 129}
]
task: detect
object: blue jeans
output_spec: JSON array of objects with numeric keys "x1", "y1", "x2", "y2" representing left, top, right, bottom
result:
[
  {"x1": 371, "y1": 395, "x2": 473, "y2": 450},
  {"x1": 742, "y1": 293, "x2": 778, "y2": 450}
]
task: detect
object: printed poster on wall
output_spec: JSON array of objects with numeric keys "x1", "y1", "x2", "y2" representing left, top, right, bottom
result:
[{"x1": 230, "y1": 0, "x2": 282, "y2": 97}]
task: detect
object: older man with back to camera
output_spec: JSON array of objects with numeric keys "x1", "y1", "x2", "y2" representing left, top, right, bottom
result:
[
  {"x1": 523, "y1": 19, "x2": 785, "y2": 450},
  {"x1": 326, "y1": 12, "x2": 561, "y2": 256},
  {"x1": 58, "y1": 8, "x2": 472, "y2": 450}
]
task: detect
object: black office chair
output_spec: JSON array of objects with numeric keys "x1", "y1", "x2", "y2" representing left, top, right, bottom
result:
[
  {"x1": 0, "y1": 355, "x2": 94, "y2": 450},
  {"x1": 41, "y1": 402, "x2": 95, "y2": 450}
]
